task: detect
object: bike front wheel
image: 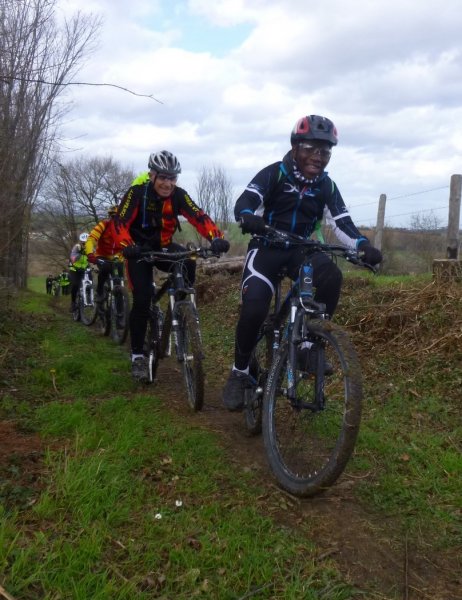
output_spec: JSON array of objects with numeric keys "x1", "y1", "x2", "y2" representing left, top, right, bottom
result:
[
  {"x1": 262, "y1": 319, "x2": 362, "y2": 497},
  {"x1": 111, "y1": 286, "x2": 130, "y2": 344},
  {"x1": 175, "y1": 303, "x2": 204, "y2": 411},
  {"x1": 80, "y1": 282, "x2": 97, "y2": 326}
]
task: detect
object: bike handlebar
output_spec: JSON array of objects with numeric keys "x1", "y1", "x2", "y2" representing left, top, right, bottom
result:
[
  {"x1": 137, "y1": 245, "x2": 220, "y2": 263},
  {"x1": 252, "y1": 224, "x2": 377, "y2": 273},
  {"x1": 96, "y1": 257, "x2": 123, "y2": 267}
]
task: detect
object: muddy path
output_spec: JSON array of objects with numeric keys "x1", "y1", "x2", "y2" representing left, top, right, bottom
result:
[
  {"x1": 2, "y1": 291, "x2": 460, "y2": 599},
  {"x1": 147, "y1": 357, "x2": 461, "y2": 600}
]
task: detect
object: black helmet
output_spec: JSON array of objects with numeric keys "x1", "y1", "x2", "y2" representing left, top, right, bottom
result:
[
  {"x1": 148, "y1": 150, "x2": 182, "y2": 175},
  {"x1": 290, "y1": 115, "x2": 338, "y2": 146}
]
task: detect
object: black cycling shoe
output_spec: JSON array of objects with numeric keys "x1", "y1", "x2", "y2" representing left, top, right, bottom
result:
[
  {"x1": 222, "y1": 370, "x2": 256, "y2": 412},
  {"x1": 131, "y1": 356, "x2": 149, "y2": 382}
]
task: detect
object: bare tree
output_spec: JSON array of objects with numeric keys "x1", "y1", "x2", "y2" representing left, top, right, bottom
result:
[
  {"x1": 56, "y1": 156, "x2": 134, "y2": 224},
  {"x1": 33, "y1": 156, "x2": 134, "y2": 267},
  {"x1": 0, "y1": 0, "x2": 101, "y2": 286},
  {"x1": 195, "y1": 164, "x2": 233, "y2": 230}
]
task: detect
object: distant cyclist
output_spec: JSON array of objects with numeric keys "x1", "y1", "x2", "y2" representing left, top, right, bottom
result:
[
  {"x1": 59, "y1": 268, "x2": 70, "y2": 296},
  {"x1": 112, "y1": 150, "x2": 230, "y2": 381},
  {"x1": 69, "y1": 233, "x2": 90, "y2": 312},
  {"x1": 85, "y1": 206, "x2": 123, "y2": 304},
  {"x1": 46, "y1": 274, "x2": 53, "y2": 294}
]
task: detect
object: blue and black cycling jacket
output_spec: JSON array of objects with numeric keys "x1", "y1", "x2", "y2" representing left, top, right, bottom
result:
[{"x1": 234, "y1": 150, "x2": 368, "y2": 250}]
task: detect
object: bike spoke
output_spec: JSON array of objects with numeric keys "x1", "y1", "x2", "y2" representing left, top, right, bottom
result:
[
  {"x1": 263, "y1": 321, "x2": 362, "y2": 496},
  {"x1": 176, "y1": 304, "x2": 204, "y2": 411},
  {"x1": 111, "y1": 286, "x2": 129, "y2": 344}
]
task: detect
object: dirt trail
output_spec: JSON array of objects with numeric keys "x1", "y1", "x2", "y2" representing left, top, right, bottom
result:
[
  {"x1": 149, "y1": 358, "x2": 462, "y2": 600},
  {"x1": 1, "y1": 292, "x2": 460, "y2": 599}
]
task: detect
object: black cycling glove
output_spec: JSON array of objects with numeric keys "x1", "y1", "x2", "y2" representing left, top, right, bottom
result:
[
  {"x1": 239, "y1": 213, "x2": 267, "y2": 235},
  {"x1": 122, "y1": 244, "x2": 142, "y2": 259},
  {"x1": 358, "y1": 240, "x2": 382, "y2": 266},
  {"x1": 210, "y1": 238, "x2": 230, "y2": 254}
]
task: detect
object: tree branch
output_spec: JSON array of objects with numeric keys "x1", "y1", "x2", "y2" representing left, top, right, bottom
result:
[{"x1": 0, "y1": 75, "x2": 163, "y2": 103}]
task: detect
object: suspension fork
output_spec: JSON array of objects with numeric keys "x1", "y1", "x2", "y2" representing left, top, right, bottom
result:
[{"x1": 286, "y1": 260, "x2": 315, "y2": 402}]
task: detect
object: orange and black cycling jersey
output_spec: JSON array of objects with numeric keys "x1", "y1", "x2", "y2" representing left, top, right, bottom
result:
[
  {"x1": 112, "y1": 180, "x2": 224, "y2": 250},
  {"x1": 85, "y1": 218, "x2": 122, "y2": 258}
]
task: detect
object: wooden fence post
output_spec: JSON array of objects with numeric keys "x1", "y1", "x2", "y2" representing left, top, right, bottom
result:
[
  {"x1": 374, "y1": 193, "x2": 386, "y2": 250},
  {"x1": 447, "y1": 174, "x2": 461, "y2": 259},
  {"x1": 433, "y1": 174, "x2": 461, "y2": 282}
]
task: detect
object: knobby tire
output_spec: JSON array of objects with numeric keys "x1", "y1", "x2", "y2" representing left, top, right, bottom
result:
[
  {"x1": 146, "y1": 304, "x2": 164, "y2": 383},
  {"x1": 80, "y1": 281, "x2": 97, "y2": 326},
  {"x1": 262, "y1": 319, "x2": 362, "y2": 497},
  {"x1": 175, "y1": 303, "x2": 204, "y2": 412},
  {"x1": 72, "y1": 293, "x2": 81, "y2": 322},
  {"x1": 244, "y1": 325, "x2": 273, "y2": 435},
  {"x1": 98, "y1": 284, "x2": 111, "y2": 336},
  {"x1": 111, "y1": 286, "x2": 130, "y2": 345}
]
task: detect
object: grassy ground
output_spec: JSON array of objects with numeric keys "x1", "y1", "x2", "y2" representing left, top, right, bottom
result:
[
  {"x1": 1, "y1": 283, "x2": 355, "y2": 599},
  {"x1": 199, "y1": 271, "x2": 462, "y2": 549},
  {"x1": 1, "y1": 274, "x2": 461, "y2": 599}
]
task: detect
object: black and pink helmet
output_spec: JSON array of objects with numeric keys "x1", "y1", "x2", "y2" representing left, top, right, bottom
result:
[{"x1": 290, "y1": 115, "x2": 338, "y2": 146}]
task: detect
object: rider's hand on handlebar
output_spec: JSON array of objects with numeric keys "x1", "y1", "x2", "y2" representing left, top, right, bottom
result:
[
  {"x1": 210, "y1": 238, "x2": 230, "y2": 254},
  {"x1": 122, "y1": 244, "x2": 142, "y2": 259},
  {"x1": 239, "y1": 213, "x2": 266, "y2": 235},
  {"x1": 87, "y1": 252, "x2": 97, "y2": 264},
  {"x1": 358, "y1": 240, "x2": 382, "y2": 266}
]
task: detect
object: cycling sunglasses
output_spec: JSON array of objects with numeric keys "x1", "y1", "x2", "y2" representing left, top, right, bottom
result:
[{"x1": 297, "y1": 143, "x2": 332, "y2": 160}]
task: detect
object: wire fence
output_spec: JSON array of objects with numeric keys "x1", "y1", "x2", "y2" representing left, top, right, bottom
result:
[{"x1": 349, "y1": 184, "x2": 452, "y2": 229}]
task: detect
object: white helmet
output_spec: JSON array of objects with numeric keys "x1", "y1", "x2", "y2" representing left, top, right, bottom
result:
[
  {"x1": 148, "y1": 150, "x2": 181, "y2": 175},
  {"x1": 79, "y1": 232, "x2": 89, "y2": 243}
]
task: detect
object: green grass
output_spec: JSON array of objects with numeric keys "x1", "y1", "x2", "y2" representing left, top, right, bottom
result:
[
  {"x1": 27, "y1": 276, "x2": 46, "y2": 294},
  {"x1": 200, "y1": 272, "x2": 462, "y2": 552},
  {"x1": 0, "y1": 288, "x2": 358, "y2": 599}
]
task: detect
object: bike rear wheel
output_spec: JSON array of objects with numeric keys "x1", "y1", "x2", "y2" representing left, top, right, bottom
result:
[
  {"x1": 145, "y1": 304, "x2": 164, "y2": 383},
  {"x1": 97, "y1": 285, "x2": 111, "y2": 336},
  {"x1": 111, "y1": 286, "x2": 130, "y2": 344},
  {"x1": 72, "y1": 291, "x2": 81, "y2": 322},
  {"x1": 244, "y1": 325, "x2": 273, "y2": 435},
  {"x1": 262, "y1": 319, "x2": 362, "y2": 497},
  {"x1": 175, "y1": 303, "x2": 204, "y2": 411}
]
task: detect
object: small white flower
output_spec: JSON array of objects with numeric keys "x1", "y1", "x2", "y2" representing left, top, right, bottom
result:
[
  {"x1": 155, "y1": 513, "x2": 162, "y2": 520},
  {"x1": 175, "y1": 500, "x2": 183, "y2": 507}
]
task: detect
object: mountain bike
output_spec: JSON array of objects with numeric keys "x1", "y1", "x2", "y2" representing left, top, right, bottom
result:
[
  {"x1": 245, "y1": 226, "x2": 376, "y2": 497},
  {"x1": 95, "y1": 258, "x2": 130, "y2": 345},
  {"x1": 51, "y1": 279, "x2": 61, "y2": 296},
  {"x1": 139, "y1": 245, "x2": 220, "y2": 411},
  {"x1": 72, "y1": 267, "x2": 97, "y2": 325}
]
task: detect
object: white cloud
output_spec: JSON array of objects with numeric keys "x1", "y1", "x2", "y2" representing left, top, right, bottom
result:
[{"x1": 54, "y1": 0, "x2": 462, "y2": 228}]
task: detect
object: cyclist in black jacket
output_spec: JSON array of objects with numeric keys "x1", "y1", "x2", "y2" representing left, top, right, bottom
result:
[{"x1": 222, "y1": 114, "x2": 383, "y2": 411}]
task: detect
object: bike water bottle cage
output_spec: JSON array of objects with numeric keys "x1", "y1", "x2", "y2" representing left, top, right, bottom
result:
[{"x1": 299, "y1": 265, "x2": 313, "y2": 298}]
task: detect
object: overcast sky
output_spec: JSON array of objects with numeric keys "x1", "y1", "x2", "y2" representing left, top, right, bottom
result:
[{"x1": 55, "y1": 0, "x2": 462, "y2": 228}]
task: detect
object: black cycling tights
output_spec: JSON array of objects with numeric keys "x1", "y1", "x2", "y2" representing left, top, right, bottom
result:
[
  {"x1": 234, "y1": 244, "x2": 343, "y2": 370},
  {"x1": 68, "y1": 270, "x2": 84, "y2": 303},
  {"x1": 126, "y1": 243, "x2": 196, "y2": 355}
]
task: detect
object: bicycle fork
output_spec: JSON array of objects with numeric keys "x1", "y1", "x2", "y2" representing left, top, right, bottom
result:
[{"x1": 82, "y1": 271, "x2": 94, "y2": 307}]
